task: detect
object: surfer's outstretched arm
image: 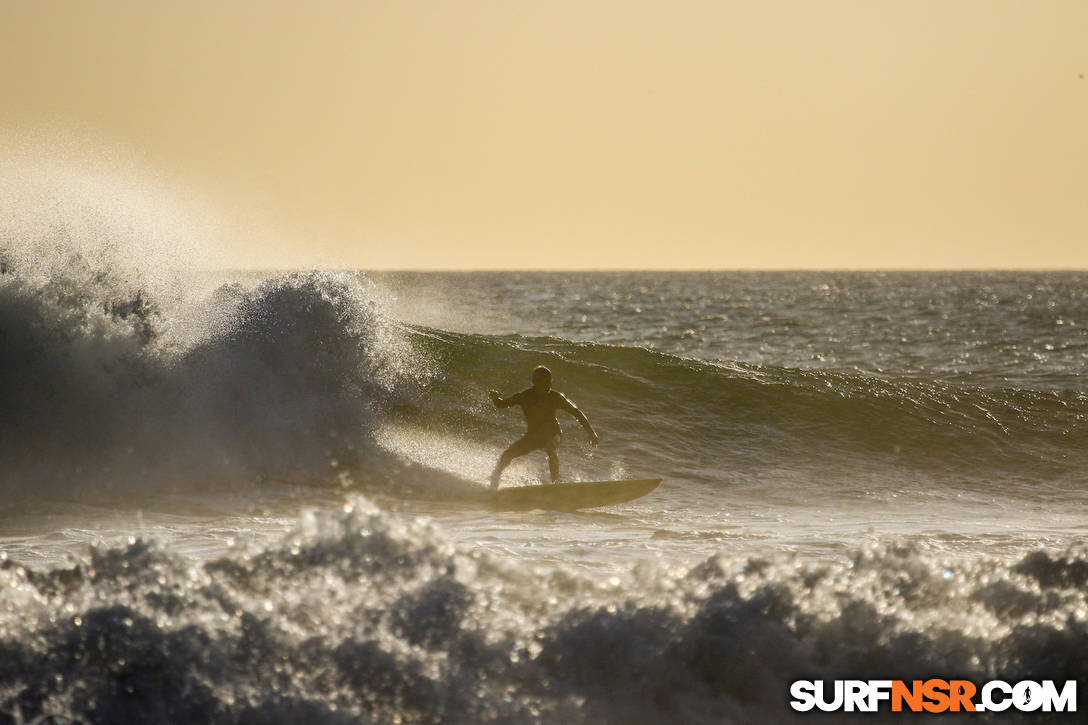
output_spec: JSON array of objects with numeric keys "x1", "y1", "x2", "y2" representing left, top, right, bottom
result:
[
  {"x1": 488, "y1": 389, "x2": 514, "y2": 408},
  {"x1": 557, "y1": 393, "x2": 600, "y2": 447}
]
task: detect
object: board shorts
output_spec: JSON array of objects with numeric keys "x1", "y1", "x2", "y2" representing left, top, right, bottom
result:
[{"x1": 506, "y1": 430, "x2": 562, "y2": 457}]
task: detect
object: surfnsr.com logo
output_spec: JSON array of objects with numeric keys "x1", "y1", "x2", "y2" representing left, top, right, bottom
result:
[{"x1": 790, "y1": 679, "x2": 1076, "y2": 713}]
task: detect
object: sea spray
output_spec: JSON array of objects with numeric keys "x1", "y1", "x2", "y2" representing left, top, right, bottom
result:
[{"x1": 0, "y1": 156, "x2": 429, "y2": 504}]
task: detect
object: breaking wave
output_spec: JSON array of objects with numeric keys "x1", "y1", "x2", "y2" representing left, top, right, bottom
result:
[
  {"x1": 0, "y1": 187, "x2": 427, "y2": 507},
  {"x1": 0, "y1": 263, "x2": 422, "y2": 502}
]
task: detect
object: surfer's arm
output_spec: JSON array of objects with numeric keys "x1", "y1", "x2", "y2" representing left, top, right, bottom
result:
[
  {"x1": 489, "y1": 390, "x2": 519, "y2": 408},
  {"x1": 557, "y1": 393, "x2": 600, "y2": 447}
]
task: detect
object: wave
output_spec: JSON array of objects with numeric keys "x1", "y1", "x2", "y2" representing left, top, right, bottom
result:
[
  {"x1": 1, "y1": 500, "x2": 1085, "y2": 724},
  {"x1": 0, "y1": 244, "x2": 425, "y2": 505},
  {"x1": 3, "y1": 238, "x2": 1084, "y2": 509},
  {"x1": 2, "y1": 182, "x2": 1085, "y2": 508},
  {"x1": 404, "y1": 329, "x2": 1088, "y2": 489}
]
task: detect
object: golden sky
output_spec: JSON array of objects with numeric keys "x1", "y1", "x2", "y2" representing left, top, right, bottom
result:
[{"x1": 2, "y1": 0, "x2": 1086, "y2": 269}]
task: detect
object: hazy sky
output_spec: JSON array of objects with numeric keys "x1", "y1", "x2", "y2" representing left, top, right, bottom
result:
[{"x1": 2, "y1": 0, "x2": 1086, "y2": 269}]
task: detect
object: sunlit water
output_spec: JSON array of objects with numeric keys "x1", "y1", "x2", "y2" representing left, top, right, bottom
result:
[{"x1": 3, "y1": 248, "x2": 1087, "y2": 721}]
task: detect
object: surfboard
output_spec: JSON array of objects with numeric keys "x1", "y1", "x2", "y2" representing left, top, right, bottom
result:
[{"x1": 487, "y1": 478, "x2": 662, "y2": 512}]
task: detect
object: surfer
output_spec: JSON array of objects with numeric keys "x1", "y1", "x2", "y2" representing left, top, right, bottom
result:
[{"x1": 488, "y1": 365, "x2": 599, "y2": 488}]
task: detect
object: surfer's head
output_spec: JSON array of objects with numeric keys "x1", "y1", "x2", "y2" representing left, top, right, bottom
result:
[{"x1": 531, "y1": 365, "x2": 552, "y2": 392}]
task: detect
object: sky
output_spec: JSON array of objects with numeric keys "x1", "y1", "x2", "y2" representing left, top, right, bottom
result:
[{"x1": 1, "y1": 0, "x2": 1086, "y2": 269}]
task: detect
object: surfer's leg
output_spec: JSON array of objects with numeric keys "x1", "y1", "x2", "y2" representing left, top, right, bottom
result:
[
  {"x1": 545, "y1": 434, "x2": 561, "y2": 483},
  {"x1": 545, "y1": 446, "x2": 559, "y2": 482},
  {"x1": 491, "y1": 436, "x2": 536, "y2": 488},
  {"x1": 490, "y1": 449, "x2": 513, "y2": 488}
]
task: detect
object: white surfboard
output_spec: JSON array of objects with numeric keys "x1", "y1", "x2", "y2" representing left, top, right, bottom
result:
[{"x1": 488, "y1": 478, "x2": 662, "y2": 512}]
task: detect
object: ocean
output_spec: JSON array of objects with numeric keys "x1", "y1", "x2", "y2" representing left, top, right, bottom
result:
[{"x1": 2, "y1": 239, "x2": 1087, "y2": 722}]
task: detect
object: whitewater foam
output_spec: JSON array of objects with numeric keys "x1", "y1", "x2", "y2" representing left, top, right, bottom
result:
[{"x1": 2, "y1": 502, "x2": 1087, "y2": 724}]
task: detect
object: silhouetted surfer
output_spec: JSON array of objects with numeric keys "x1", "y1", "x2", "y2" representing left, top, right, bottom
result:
[{"x1": 488, "y1": 366, "x2": 599, "y2": 488}]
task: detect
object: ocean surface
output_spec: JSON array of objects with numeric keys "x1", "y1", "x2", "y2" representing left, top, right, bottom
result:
[{"x1": 2, "y1": 222, "x2": 1088, "y2": 722}]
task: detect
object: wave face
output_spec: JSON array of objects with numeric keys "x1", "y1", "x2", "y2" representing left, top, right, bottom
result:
[
  {"x1": 402, "y1": 327, "x2": 1088, "y2": 495},
  {"x1": 1, "y1": 501, "x2": 1086, "y2": 725}
]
